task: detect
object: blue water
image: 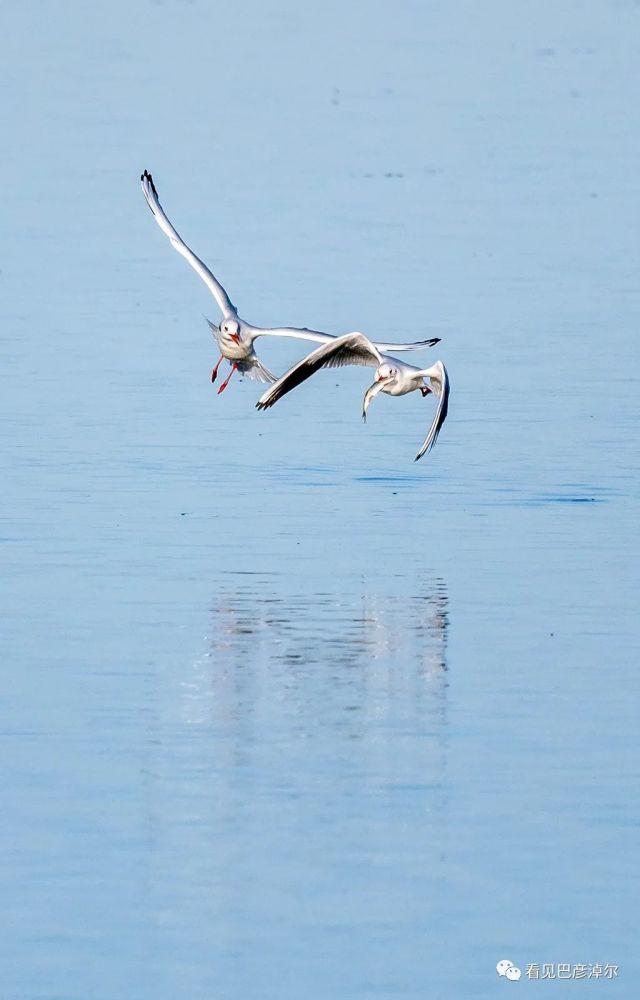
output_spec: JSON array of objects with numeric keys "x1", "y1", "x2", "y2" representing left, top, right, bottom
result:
[{"x1": 1, "y1": 0, "x2": 638, "y2": 996}]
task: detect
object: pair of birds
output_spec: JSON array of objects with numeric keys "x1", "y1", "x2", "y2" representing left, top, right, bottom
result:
[{"x1": 140, "y1": 170, "x2": 449, "y2": 461}]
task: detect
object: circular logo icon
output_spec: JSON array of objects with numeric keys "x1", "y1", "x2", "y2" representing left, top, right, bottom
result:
[
  {"x1": 506, "y1": 966, "x2": 522, "y2": 981},
  {"x1": 496, "y1": 960, "x2": 514, "y2": 977}
]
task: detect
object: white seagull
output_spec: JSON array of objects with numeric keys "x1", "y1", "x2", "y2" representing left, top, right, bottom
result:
[
  {"x1": 256, "y1": 332, "x2": 450, "y2": 461},
  {"x1": 140, "y1": 170, "x2": 441, "y2": 394}
]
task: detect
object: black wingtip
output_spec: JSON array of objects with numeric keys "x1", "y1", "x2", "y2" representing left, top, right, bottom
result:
[{"x1": 141, "y1": 170, "x2": 157, "y2": 197}]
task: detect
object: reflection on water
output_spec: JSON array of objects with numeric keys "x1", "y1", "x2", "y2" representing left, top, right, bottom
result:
[
  {"x1": 182, "y1": 575, "x2": 449, "y2": 733},
  {"x1": 138, "y1": 576, "x2": 451, "y2": 997}
]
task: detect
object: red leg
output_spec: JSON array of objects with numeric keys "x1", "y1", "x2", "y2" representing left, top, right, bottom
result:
[
  {"x1": 211, "y1": 354, "x2": 224, "y2": 383},
  {"x1": 217, "y1": 363, "x2": 238, "y2": 395}
]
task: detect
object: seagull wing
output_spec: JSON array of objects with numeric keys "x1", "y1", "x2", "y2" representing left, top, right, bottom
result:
[
  {"x1": 375, "y1": 336, "x2": 440, "y2": 352},
  {"x1": 256, "y1": 332, "x2": 382, "y2": 410},
  {"x1": 252, "y1": 325, "x2": 440, "y2": 352},
  {"x1": 414, "y1": 361, "x2": 450, "y2": 461},
  {"x1": 140, "y1": 170, "x2": 236, "y2": 319},
  {"x1": 251, "y1": 325, "x2": 341, "y2": 345}
]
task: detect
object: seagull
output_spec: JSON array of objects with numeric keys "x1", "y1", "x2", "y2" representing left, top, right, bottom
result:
[
  {"x1": 140, "y1": 170, "x2": 441, "y2": 394},
  {"x1": 256, "y1": 332, "x2": 450, "y2": 460}
]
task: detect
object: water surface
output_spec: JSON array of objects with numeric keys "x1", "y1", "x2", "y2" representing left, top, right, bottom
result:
[{"x1": 1, "y1": 0, "x2": 638, "y2": 996}]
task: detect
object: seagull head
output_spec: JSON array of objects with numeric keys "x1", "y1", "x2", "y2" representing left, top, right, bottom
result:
[
  {"x1": 220, "y1": 319, "x2": 241, "y2": 344},
  {"x1": 376, "y1": 362, "x2": 397, "y2": 382}
]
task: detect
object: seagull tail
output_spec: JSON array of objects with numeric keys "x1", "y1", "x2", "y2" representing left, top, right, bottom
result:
[{"x1": 239, "y1": 357, "x2": 277, "y2": 385}]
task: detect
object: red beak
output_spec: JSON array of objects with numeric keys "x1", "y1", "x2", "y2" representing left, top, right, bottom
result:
[{"x1": 230, "y1": 334, "x2": 240, "y2": 344}]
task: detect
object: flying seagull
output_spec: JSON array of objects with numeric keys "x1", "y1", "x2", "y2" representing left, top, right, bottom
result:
[
  {"x1": 256, "y1": 332, "x2": 450, "y2": 460},
  {"x1": 140, "y1": 171, "x2": 441, "y2": 394}
]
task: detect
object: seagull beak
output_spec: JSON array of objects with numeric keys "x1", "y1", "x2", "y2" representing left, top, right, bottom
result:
[{"x1": 230, "y1": 333, "x2": 241, "y2": 344}]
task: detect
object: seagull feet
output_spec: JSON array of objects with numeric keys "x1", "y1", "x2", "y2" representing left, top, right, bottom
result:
[
  {"x1": 211, "y1": 354, "x2": 224, "y2": 384},
  {"x1": 217, "y1": 364, "x2": 238, "y2": 394}
]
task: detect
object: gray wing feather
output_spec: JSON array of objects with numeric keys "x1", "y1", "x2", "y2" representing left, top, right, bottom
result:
[
  {"x1": 141, "y1": 171, "x2": 237, "y2": 319},
  {"x1": 256, "y1": 333, "x2": 381, "y2": 410},
  {"x1": 415, "y1": 361, "x2": 450, "y2": 460}
]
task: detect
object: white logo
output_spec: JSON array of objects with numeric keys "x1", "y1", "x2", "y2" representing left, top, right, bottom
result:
[{"x1": 497, "y1": 959, "x2": 522, "y2": 981}]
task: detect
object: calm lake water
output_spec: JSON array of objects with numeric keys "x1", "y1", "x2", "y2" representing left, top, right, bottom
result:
[{"x1": 1, "y1": 0, "x2": 638, "y2": 996}]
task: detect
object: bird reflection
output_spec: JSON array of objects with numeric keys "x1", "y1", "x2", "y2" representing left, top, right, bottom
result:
[
  {"x1": 181, "y1": 576, "x2": 449, "y2": 742},
  {"x1": 139, "y1": 577, "x2": 451, "y2": 956}
]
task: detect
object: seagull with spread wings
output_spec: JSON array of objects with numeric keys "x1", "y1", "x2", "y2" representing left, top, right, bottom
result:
[
  {"x1": 256, "y1": 332, "x2": 450, "y2": 460},
  {"x1": 140, "y1": 171, "x2": 441, "y2": 394}
]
